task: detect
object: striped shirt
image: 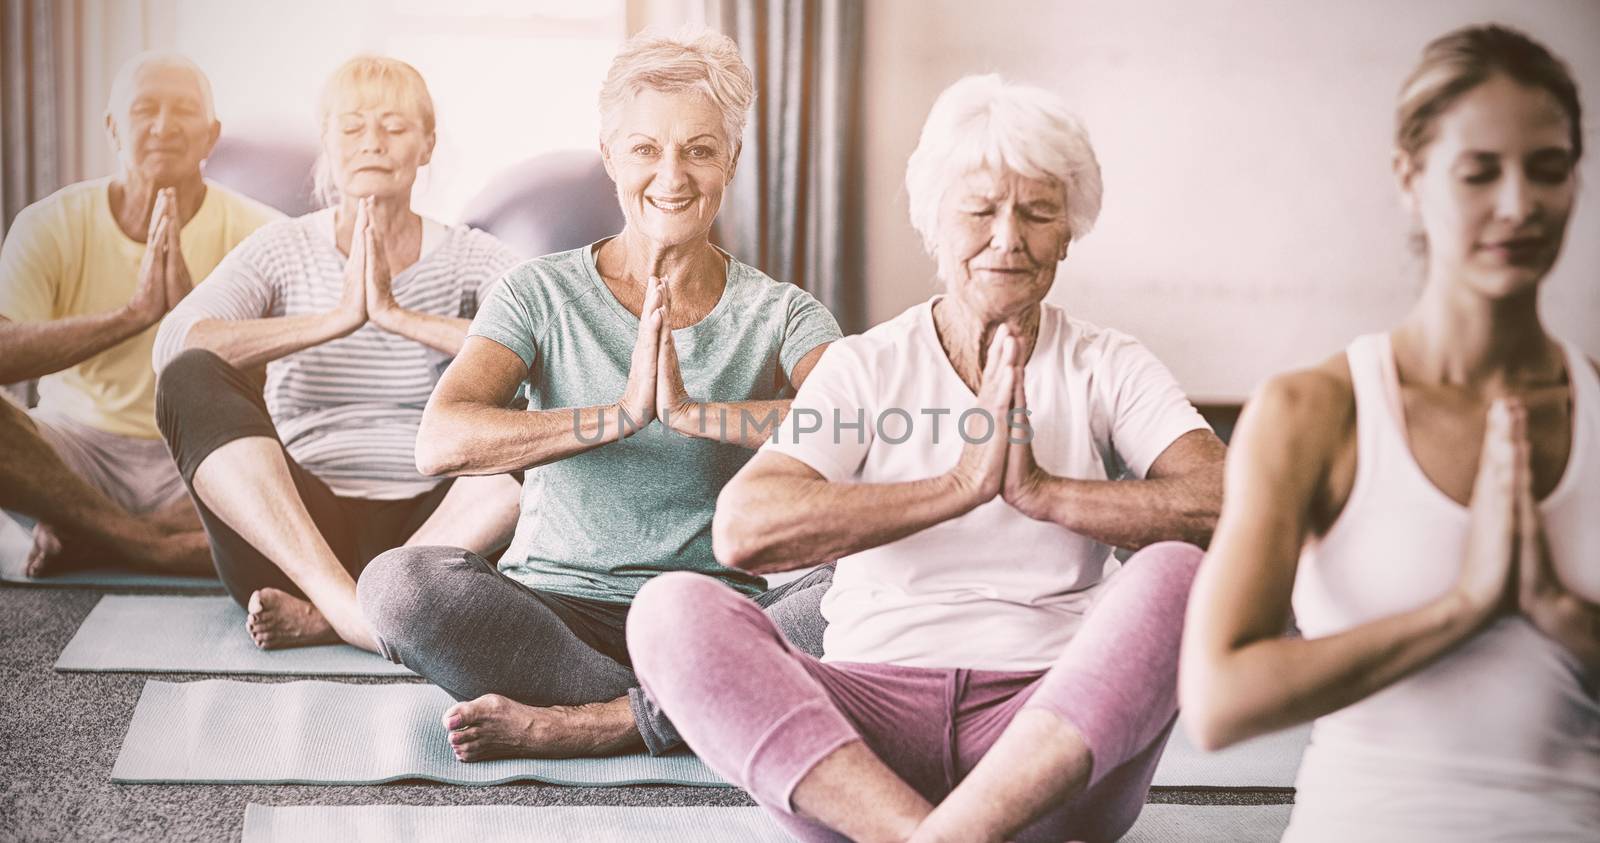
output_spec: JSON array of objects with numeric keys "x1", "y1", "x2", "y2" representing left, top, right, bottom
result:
[{"x1": 153, "y1": 209, "x2": 520, "y2": 499}]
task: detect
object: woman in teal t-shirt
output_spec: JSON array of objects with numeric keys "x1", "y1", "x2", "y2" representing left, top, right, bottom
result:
[{"x1": 357, "y1": 30, "x2": 840, "y2": 762}]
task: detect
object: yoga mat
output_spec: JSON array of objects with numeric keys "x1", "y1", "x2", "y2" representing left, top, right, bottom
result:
[
  {"x1": 113, "y1": 679, "x2": 729, "y2": 787},
  {"x1": 0, "y1": 511, "x2": 221, "y2": 591},
  {"x1": 239, "y1": 803, "x2": 1293, "y2": 843},
  {"x1": 1152, "y1": 718, "x2": 1311, "y2": 788},
  {"x1": 56, "y1": 595, "x2": 413, "y2": 676}
]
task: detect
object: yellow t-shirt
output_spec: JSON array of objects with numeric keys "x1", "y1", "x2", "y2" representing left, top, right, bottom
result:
[{"x1": 0, "y1": 178, "x2": 280, "y2": 438}]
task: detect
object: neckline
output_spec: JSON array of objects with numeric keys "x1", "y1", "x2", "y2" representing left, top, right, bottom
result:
[
  {"x1": 583, "y1": 238, "x2": 736, "y2": 336},
  {"x1": 100, "y1": 178, "x2": 216, "y2": 249},
  {"x1": 919, "y1": 296, "x2": 1053, "y2": 400},
  {"x1": 316, "y1": 207, "x2": 446, "y2": 277},
  {"x1": 1376, "y1": 331, "x2": 1584, "y2": 513}
]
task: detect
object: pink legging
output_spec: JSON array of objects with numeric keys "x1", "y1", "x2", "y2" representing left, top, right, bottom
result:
[{"x1": 627, "y1": 541, "x2": 1203, "y2": 843}]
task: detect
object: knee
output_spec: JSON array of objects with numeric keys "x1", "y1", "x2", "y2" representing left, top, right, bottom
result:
[
  {"x1": 627, "y1": 572, "x2": 741, "y2": 673},
  {"x1": 1128, "y1": 541, "x2": 1204, "y2": 583},
  {"x1": 154, "y1": 349, "x2": 231, "y2": 436},
  {"x1": 357, "y1": 546, "x2": 457, "y2": 645}
]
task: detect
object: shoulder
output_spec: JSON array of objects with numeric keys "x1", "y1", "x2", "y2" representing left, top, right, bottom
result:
[
  {"x1": 13, "y1": 178, "x2": 106, "y2": 235},
  {"x1": 444, "y1": 223, "x2": 523, "y2": 270},
  {"x1": 1239, "y1": 354, "x2": 1356, "y2": 465},
  {"x1": 724, "y1": 256, "x2": 826, "y2": 313},
  {"x1": 481, "y1": 246, "x2": 598, "y2": 311}
]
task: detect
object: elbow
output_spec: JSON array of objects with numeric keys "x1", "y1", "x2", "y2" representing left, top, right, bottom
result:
[
  {"x1": 1178, "y1": 658, "x2": 1248, "y2": 752},
  {"x1": 1181, "y1": 700, "x2": 1245, "y2": 753},
  {"x1": 711, "y1": 486, "x2": 764, "y2": 572},
  {"x1": 413, "y1": 413, "x2": 466, "y2": 477}
]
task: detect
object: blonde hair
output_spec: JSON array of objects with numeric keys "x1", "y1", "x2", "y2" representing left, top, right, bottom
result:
[
  {"x1": 312, "y1": 55, "x2": 437, "y2": 206},
  {"x1": 597, "y1": 29, "x2": 754, "y2": 150},
  {"x1": 905, "y1": 74, "x2": 1103, "y2": 255}
]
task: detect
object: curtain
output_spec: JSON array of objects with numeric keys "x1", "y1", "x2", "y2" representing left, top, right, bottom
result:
[
  {"x1": 2, "y1": 0, "x2": 170, "y2": 240},
  {"x1": 707, "y1": 0, "x2": 864, "y2": 333}
]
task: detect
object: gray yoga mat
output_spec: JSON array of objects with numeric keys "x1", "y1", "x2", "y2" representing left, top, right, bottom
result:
[
  {"x1": 1153, "y1": 718, "x2": 1311, "y2": 788},
  {"x1": 112, "y1": 679, "x2": 729, "y2": 787},
  {"x1": 56, "y1": 595, "x2": 413, "y2": 676},
  {"x1": 0, "y1": 511, "x2": 221, "y2": 591},
  {"x1": 239, "y1": 803, "x2": 1293, "y2": 842}
]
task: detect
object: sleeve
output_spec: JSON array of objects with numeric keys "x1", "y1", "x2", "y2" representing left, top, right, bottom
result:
[
  {"x1": 466, "y1": 267, "x2": 541, "y2": 369},
  {"x1": 151, "y1": 229, "x2": 278, "y2": 370},
  {"x1": 458, "y1": 230, "x2": 523, "y2": 319},
  {"x1": 777, "y1": 287, "x2": 844, "y2": 380},
  {"x1": 760, "y1": 338, "x2": 875, "y2": 482},
  {"x1": 1099, "y1": 332, "x2": 1211, "y2": 479},
  {"x1": 0, "y1": 202, "x2": 67, "y2": 323}
]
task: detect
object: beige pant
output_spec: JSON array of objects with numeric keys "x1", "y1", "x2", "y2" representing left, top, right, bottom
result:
[{"x1": 26, "y1": 407, "x2": 188, "y2": 515}]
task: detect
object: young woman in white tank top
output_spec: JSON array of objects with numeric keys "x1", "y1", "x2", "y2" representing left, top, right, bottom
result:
[{"x1": 1179, "y1": 25, "x2": 1600, "y2": 842}]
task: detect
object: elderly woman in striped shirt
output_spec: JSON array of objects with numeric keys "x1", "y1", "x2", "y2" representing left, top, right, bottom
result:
[{"x1": 151, "y1": 56, "x2": 522, "y2": 652}]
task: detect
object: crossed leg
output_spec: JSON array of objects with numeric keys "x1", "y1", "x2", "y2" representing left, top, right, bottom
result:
[
  {"x1": 0, "y1": 395, "x2": 209, "y2": 576},
  {"x1": 629, "y1": 542, "x2": 1203, "y2": 843}
]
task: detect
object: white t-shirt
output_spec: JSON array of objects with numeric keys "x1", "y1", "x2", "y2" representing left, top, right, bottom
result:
[{"x1": 764, "y1": 298, "x2": 1209, "y2": 671}]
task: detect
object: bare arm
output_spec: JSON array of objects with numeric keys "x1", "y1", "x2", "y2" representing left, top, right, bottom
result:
[
  {"x1": 1, "y1": 203, "x2": 175, "y2": 382},
  {"x1": 183, "y1": 310, "x2": 362, "y2": 370},
  {"x1": 0, "y1": 310, "x2": 155, "y2": 383},
  {"x1": 415, "y1": 336, "x2": 646, "y2": 476},
  {"x1": 659, "y1": 342, "x2": 832, "y2": 449},
  {"x1": 714, "y1": 330, "x2": 1019, "y2": 573},
  {"x1": 1006, "y1": 428, "x2": 1225, "y2": 550},
  {"x1": 371, "y1": 305, "x2": 470, "y2": 355},
  {"x1": 1178, "y1": 372, "x2": 1519, "y2": 750},
  {"x1": 415, "y1": 278, "x2": 668, "y2": 476}
]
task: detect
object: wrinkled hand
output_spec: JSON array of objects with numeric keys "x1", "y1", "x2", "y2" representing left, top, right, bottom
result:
[
  {"x1": 655, "y1": 279, "x2": 700, "y2": 433},
  {"x1": 336, "y1": 198, "x2": 370, "y2": 332},
  {"x1": 1454, "y1": 399, "x2": 1522, "y2": 622},
  {"x1": 160, "y1": 188, "x2": 193, "y2": 306},
  {"x1": 1002, "y1": 363, "x2": 1054, "y2": 520},
  {"x1": 363, "y1": 198, "x2": 399, "y2": 323},
  {"x1": 949, "y1": 324, "x2": 1016, "y2": 506},
  {"x1": 126, "y1": 194, "x2": 172, "y2": 327},
  {"x1": 618, "y1": 276, "x2": 665, "y2": 436}
]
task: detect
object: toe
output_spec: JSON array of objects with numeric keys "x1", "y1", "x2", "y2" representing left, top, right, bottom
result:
[
  {"x1": 247, "y1": 590, "x2": 265, "y2": 615},
  {"x1": 449, "y1": 727, "x2": 477, "y2": 745}
]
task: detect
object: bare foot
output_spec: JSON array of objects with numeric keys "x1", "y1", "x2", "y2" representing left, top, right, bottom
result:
[
  {"x1": 23, "y1": 520, "x2": 211, "y2": 578},
  {"x1": 247, "y1": 588, "x2": 340, "y2": 649},
  {"x1": 25, "y1": 521, "x2": 102, "y2": 577},
  {"x1": 442, "y1": 694, "x2": 644, "y2": 761}
]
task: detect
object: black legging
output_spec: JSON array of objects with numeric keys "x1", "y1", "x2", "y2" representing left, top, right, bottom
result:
[{"x1": 154, "y1": 349, "x2": 450, "y2": 607}]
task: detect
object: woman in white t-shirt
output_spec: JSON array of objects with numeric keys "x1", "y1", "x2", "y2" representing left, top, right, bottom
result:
[
  {"x1": 626, "y1": 74, "x2": 1227, "y2": 842},
  {"x1": 1180, "y1": 25, "x2": 1599, "y2": 842}
]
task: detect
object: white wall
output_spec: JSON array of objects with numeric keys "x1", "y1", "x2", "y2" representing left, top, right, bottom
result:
[
  {"x1": 169, "y1": 0, "x2": 623, "y2": 222},
  {"x1": 860, "y1": 0, "x2": 1600, "y2": 402}
]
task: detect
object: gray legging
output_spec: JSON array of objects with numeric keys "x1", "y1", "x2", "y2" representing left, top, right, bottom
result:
[{"x1": 357, "y1": 545, "x2": 833, "y2": 755}]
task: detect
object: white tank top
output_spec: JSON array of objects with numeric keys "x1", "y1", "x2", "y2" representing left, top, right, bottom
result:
[{"x1": 1285, "y1": 333, "x2": 1600, "y2": 842}]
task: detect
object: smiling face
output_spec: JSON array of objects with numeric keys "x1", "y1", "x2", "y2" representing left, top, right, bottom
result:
[
  {"x1": 106, "y1": 62, "x2": 219, "y2": 186},
  {"x1": 1400, "y1": 73, "x2": 1577, "y2": 299},
  {"x1": 323, "y1": 92, "x2": 435, "y2": 202},
  {"x1": 601, "y1": 87, "x2": 737, "y2": 248},
  {"x1": 934, "y1": 167, "x2": 1072, "y2": 321}
]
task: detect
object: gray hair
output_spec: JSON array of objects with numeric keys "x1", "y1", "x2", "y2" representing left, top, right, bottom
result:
[
  {"x1": 597, "y1": 29, "x2": 754, "y2": 150},
  {"x1": 905, "y1": 74, "x2": 1103, "y2": 254},
  {"x1": 106, "y1": 51, "x2": 216, "y2": 123}
]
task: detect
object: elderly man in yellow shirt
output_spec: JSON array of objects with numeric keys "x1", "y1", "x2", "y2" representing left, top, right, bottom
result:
[{"x1": 0, "y1": 52, "x2": 279, "y2": 577}]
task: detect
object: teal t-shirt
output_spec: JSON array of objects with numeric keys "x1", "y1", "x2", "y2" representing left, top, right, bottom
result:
[{"x1": 468, "y1": 243, "x2": 842, "y2": 603}]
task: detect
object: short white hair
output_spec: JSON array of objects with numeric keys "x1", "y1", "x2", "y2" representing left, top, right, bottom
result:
[
  {"x1": 106, "y1": 51, "x2": 216, "y2": 123},
  {"x1": 598, "y1": 29, "x2": 754, "y2": 150},
  {"x1": 905, "y1": 74, "x2": 1102, "y2": 253}
]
